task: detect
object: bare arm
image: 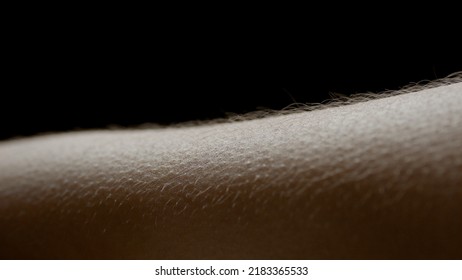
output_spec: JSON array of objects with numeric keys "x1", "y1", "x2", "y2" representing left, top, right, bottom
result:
[{"x1": 0, "y1": 81, "x2": 461, "y2": 259}]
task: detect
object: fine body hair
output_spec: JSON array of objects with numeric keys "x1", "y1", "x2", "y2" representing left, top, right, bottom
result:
[
  {"x1": 0, "y1": 73, "x2": 461, "y2": 259},
  {"x1": 154, "y1": 71, "x2": 462, "y2": 128}
]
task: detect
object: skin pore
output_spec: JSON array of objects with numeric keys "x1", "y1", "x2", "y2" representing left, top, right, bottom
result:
[{"x1": 0, "y1": 80, "x2": 461, "y2": 259}]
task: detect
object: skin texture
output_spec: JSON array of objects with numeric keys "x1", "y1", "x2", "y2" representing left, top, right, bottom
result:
[{"x1": 0, "y1": 82, "x2": 461, "y2": 259}]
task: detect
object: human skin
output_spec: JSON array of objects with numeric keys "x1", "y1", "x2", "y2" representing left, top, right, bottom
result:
[{"x1": 0, "y1": 82, "x2": 461, "y2": 259}]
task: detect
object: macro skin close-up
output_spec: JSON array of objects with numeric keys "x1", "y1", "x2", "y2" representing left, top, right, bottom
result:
[{"x1": 0, "y1": 76, "x2": 461, "y2": 259}]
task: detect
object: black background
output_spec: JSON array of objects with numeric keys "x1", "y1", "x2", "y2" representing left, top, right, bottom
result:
[{"x1": 2, "y1": 27, "x2": 461, "y2": 140}]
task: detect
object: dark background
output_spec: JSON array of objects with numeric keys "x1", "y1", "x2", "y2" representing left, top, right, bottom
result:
[
  {"x1": 2, "y1": 31, "x2": 461, "y2": 141},
  {"x1": 2, "y1": 4, "x2": 461, "y2": 141}
]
